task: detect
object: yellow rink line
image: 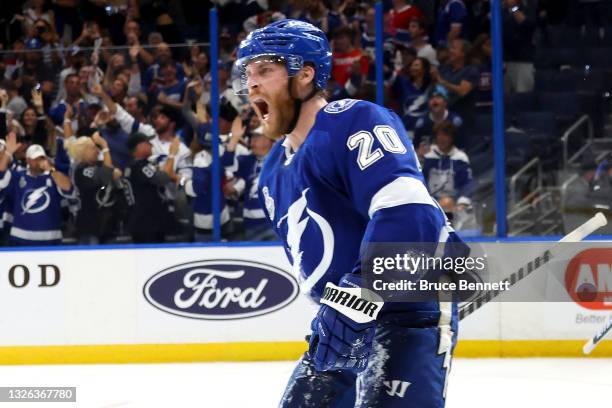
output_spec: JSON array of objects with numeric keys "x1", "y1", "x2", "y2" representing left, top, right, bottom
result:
[{"x1": 0, "y1": 340, "x2": 611, "y2": 365}]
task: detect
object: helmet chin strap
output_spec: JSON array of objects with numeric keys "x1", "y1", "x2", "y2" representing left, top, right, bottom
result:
[{"x1": 286, "y1": 76, "x2": 318, "y2": 135}]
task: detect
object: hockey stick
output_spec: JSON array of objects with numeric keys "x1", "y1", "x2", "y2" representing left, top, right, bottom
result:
[
  {"x1": 583, "y1": 317, "x2": 612, "y2": 354},
  {"x1": 459, "y1": 212, "x2": 608, "y2": 321}
]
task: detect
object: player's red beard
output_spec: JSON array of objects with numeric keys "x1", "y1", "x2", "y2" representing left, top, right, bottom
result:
[{"x1": 251, "y1": 83, "x2": 296, "y2": 141}]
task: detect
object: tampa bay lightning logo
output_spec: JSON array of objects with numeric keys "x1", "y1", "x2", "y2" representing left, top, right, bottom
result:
[
  {"x1": 277, "y1": 188, "x2": 334, "y2": 294},
  {"x1": 21, "y1": 186, "x2": 51, "y2": 214},
  {"x1": 324, "y1": 99, "x2": 359, "y2": 114},
  {"x1": 95, "y1": 184, "x2": 116, "y2": 208}
]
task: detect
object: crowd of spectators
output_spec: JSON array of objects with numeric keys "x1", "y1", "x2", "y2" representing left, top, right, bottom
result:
[{"x1": 0, "y1": 0, "x2": 607, "y2": 245}]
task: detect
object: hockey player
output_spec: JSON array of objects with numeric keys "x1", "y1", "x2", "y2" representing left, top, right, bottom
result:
[{"x1": 233, "y1": 20, "x2": 461, "y2": 407}]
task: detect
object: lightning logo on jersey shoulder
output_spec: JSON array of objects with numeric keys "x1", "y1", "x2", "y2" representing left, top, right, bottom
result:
[{"x1": 324, "y1": 99, "x2": 359, "y2": 114}]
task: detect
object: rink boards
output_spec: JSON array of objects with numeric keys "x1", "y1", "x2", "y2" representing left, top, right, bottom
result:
[{"x1": 0, "y1": 242, "x2": 611, "y2": 364}]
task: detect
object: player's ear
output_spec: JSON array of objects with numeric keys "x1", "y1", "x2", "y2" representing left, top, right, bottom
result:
[
  {"x1": 297, "y1": 65, "x2": 316, "y2": 96},
  {"x1": 299, "y1": 65, "x2": 315, "y2": 84}
]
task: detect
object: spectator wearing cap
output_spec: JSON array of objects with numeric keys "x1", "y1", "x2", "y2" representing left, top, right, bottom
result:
[
  {"x1": 431, "y1": 38, "x2": 478, "y2": 122},
  {"x1": 222, "y1": 119, "x2": 277, "y2": 241},
  {"x1": 422, "y1": 121, "x2": 473, "y2": 212},
  {"x1": 0, "y1": 134, "x2": 73, "y2": 246},
  {"x1": 434, "y1": 0, "x2": 470, "y2": 46},
  {"x1": 65, "y1": 132, "x2": 123, "y2": 244},
  {"x1": 414, "y1": 86, "x2": 464, "y2": 148},
  {"x1": 123, "y1": 132, "x2": 177, "y2": 243},
  {"x1": 391, "y1": 57, "x2": 433, "y2": 139}
]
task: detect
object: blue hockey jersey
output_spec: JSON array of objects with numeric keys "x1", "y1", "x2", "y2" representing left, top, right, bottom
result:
[
  {"x1": 0, "y1": 168, "x2": 74, "y2": 244},
  {"x1": 258, "y1": 99, "x2": 459, "y2": 305},
  {"x1": 422, "y1": 144, "x2": 473, "y2": 204},
  {"x1": 185, "y1": 149, "x2": 230, "y2": 230},
  {"x1": 222, "y1": 151, "x2": 269, "y2": 231}
]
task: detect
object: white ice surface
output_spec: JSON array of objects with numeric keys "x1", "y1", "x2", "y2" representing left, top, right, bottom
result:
[{"x1": 0, "y1": 358, "x2": 610, "y2": 408}]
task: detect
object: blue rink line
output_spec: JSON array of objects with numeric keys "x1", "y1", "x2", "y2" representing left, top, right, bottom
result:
[{"x1": 0, "y1": 235, "x2": 610, "y2": 252}]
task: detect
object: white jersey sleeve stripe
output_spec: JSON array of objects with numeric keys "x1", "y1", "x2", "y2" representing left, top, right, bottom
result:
[
  {"x1": 0, "y1": 170, "x2": 11, "y2": 189},
  {"x1": 368, "y1": 176, "x2": 436, "y2": 218}
]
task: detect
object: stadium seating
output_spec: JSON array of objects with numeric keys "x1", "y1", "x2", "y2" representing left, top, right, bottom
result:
[{"x1": 505, "y1": 92, "x2": 538, "y2": 114}]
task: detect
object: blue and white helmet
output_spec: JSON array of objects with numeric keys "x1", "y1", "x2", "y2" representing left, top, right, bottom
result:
[{"x1": 232, "y1": 19, "x2": 332, "y2": 95}]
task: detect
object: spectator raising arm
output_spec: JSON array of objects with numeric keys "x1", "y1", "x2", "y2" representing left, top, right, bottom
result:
[
  {"x1": 91, "y1": 83, "x2": 155, "y2": 136},
  {"x1": 41, "y1": 156, "x2": 72, "y2": 192},
  {"x1": 63, "y1": 104, "x2": 74, "y2": 138},
  {"x1": 163, "y1": 136, "x2": 180, "y2": 182},
  {"x1": 92, "y1": 131, "x2": 113, "y2": 168},
  {"x1": 128, "y1": 43, "x2": 143, "y2": 97},
  {"x1": 0, "y1": 132, "x2": 21, "y2": 172}
]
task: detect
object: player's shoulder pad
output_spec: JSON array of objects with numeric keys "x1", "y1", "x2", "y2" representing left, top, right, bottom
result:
[
  {"x1": 193, "y1": 150, "x2": 212, "y2": 168},
  {"x1": 322, "y1": 99, "x2": 361, "y2": 114},
  {"x1": 320, "y1": 99, "x2": 396, "y2": 128}
]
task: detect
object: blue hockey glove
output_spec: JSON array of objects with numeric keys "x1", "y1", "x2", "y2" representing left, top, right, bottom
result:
[{"x1": 308, "y1": 274, "x2": 384, "y2": 372}]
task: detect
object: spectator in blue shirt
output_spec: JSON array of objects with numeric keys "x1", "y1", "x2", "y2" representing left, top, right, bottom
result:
[{"x1": 431, "y1": 38, "x2": 479, "y2": 121}]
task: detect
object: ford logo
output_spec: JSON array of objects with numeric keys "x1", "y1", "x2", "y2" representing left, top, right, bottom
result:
[{"x1": 144, "y1": 260, "x2": 299, "y2": 320}]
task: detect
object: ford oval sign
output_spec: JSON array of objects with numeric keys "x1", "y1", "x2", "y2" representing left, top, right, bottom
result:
[{"x1": 143, "y1": 260, "x2": 299, "y2": 320}]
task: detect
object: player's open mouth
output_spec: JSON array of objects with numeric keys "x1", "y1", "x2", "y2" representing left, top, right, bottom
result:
[{"x1": 252, "y1": 99, "x2": 270, "y2": 122}]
